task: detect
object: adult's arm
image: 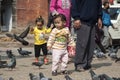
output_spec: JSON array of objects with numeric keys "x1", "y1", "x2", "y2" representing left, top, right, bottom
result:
[
  {"x1": 71, "y1": 0, "x2": 81, "y2": 20},
  {"x1": 50, "y1": 0, "x2": 58, "y2": 15}
]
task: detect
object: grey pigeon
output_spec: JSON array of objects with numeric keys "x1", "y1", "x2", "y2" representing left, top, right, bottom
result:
[
  {"x1": 6, "y1": 50, "x2": 15, "y2": 58},
  {"x1": 19, "y1": 26, "x2": 30, "y2": 38},
  {"x1": 0, "y1": 55, "x2": 7, "y2": 68},
  {"x1": 108, "y1": 53, "x2": 118, "y2": 59},
  {"x1": 14, "y1": 26, "x2": 30, "y2": 46},
  {"x1": 0, "y1": 76, "x2": 3, "y2": 80},
  {"x1": 5, "y1": 33, "x2": 14, "y2": 39},
  {"x1": 14, "y1": 34, "x2": 29, "y2": 46},
  {"x1": 9, "y1": 77, "x2": 14, "y2": 80},
  {"x1": 6, "y1": 56, "x2": 16, "y2": 70},
  {"x1": 65, "y1": 75, "x2": 73, "y2": 80},
  {"x1": 100, "y1": 74, "x2": 114, "y2": 80},
  {"x1": 94, "y1": 49, "x2": 106, "y2": 58},
  {"x1": 115, "y1": 57, "x2": 120, "y2": 62},
  {"x1": 39, "y1": 72, "x2": 52, "y2": 80},
  {"x1": 29, "y1": 73, "x2": 39, "y2": 80},
  {"x1": 0, "y1": 60, "x2": 7, "y2": 68},
  {"x1": 32, "y1": 60, "x2": 44, "y2": 69},
  {"x1": 89, "y1": 69, "x2": 100, "y2": 80},
  {"x1": 17, "y1": 47, "x2": 32, "y2": 56}
]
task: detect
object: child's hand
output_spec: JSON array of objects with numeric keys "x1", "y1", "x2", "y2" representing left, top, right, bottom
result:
[
  {"x1": 50, "y1": 24, "x2": 54, "y2": 29},
  {"x1": 47, "y1": 46, "x2": 51, "y2": 50},
  {"x1": 30, "y1": 27, "x2": 34, "y2": 32}
]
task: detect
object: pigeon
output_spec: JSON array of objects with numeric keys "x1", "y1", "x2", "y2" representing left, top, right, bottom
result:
[
  {"x1": 9, "y1": 77, "x2": 14, "y2": 80},
  {"x1": 100, "y1": 74, "x2": 114, "y2": 80},
  {"x1": 108, "y1": 46, "x2": 120, "y2": 55},
  {"x1": 6, "y1": 50, "x2": 15, "y2": 58},
  {"x1": 13, "y1": 26, "x2": 30, "y2": 46},
  {"x1": 6, "y1": 56, "x2": 16, "y2": 70},
  {"x1": 0, "y1": 59, "x2": 7, "y2": 68},
  {"x1": 0, "y1": 76, "x2": 3, "y2": 80},
  {"x1": 0, "y1": 62, "x2": 7, "y2": 68},
  {"x1": 94, "y1": 49, "x2": 107, "y2": 58},
  {"x1": 29, "y1": 73, "x2": 39, "y2": 80},
  {"x1": 0, "y1": 55, "x2": 7, "y2": 68},
  {"x1": 17, "y1": 47, "x2": 32, "y2": 56},
  {"x1": 89, "y1": 69, "x2": 100, "y2": 80},
  {"x1": 14, "y1": 34, "x2": 29, "y2": 46},
  {"x1": 112, "y1": 77, "x2": 120, "y2": 80},
  {"x1": 32, "y1": 60, "x2": 44, "y2": 69},
  {"x1": 5, "y1": 33, "x2": 14, "y2": 39},
  {"x1": 108, "y1": 53, "x2": 118, "y2": 59},
  {"x1": 39, "y1": 72, "x2": 52, "y2": 80},
  {"x1": 115, "y1": 57, "x2": 120, "y2": 63},
  {"x1": 65, "y1": 75, "x2": 73, "y2": 80}
]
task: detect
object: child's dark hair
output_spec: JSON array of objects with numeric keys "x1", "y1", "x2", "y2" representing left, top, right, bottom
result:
[
  {"x1": 53, "y1": 14, "x2": 66, "y2": 22},
  {"x1": 35, "y1": 16, "x2": 44, "y2": 24},
  {"x1": 103, "y1": 1, "x2": 109, "y2": 6}
]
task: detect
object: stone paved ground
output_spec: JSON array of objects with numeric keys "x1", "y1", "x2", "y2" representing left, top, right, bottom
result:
[{"x1": 0, "y1": 32, "x2": 120, "y2": 80}]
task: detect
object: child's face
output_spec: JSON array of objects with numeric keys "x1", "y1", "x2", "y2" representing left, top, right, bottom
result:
[
  {"x1": 54, "y1": 17, "x2": 66, "y2": 29},
  {"x1": 36, "y1": 22, "x2": 43, "y2": 29}
]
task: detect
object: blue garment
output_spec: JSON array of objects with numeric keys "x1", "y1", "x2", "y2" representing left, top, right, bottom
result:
[
  {"x1": 102, "y1": 10, "x2": 112, "y2": 26},
  {"x1": 71, "y1": 0, "x2": 102, "y2": 26}
]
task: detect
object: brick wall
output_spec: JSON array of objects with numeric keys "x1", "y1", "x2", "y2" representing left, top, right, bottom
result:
[{"x1": 17, "y1": 0, "x2": 49, "y2": 27}]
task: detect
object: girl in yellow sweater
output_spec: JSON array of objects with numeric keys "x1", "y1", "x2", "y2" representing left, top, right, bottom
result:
[{"x1": 30, "y1": 16, "x2": 53, "y2": 64}]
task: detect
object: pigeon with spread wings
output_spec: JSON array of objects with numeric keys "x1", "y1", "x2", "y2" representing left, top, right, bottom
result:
[{"x1": 14, "y1": 26, "x2": 30, "y2": 45}]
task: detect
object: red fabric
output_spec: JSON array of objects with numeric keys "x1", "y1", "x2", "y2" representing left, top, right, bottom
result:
[
  {"x1": 109, "y1": 0, "x2": 114, "y2": 5},
  {"x1": 67, "y1": 46, "x2": 75, "y2": 57}
]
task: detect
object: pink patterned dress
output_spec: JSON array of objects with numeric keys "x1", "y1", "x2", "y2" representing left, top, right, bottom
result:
[{"x1": 50, "y1": 0, "x2": 71, "y2": 28}]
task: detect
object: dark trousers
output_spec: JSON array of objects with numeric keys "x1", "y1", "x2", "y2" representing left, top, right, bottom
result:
[
  {"x1": 74, "y1": 23, "x2": 95, "y2": 68},
  {"x1": 34, "y1": 43, "x2": 47, "y2": 57}
]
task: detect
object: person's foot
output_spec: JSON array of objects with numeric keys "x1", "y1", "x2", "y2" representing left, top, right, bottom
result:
[
  {"x1": 35, "y1": 58, "x2": 39, "y2": 62},
  {"x1": 84, "y1": 65, "x2": 96, "y2": 70},
  {"x1": 44, "y1": 58, "x2": 49, "y2": 65},
  {"x1": 52, "y1": 71, "x2": 57, "y2": 76},
  {"x1": 75, "y1": 66, "x2": 85, "y2": 72},
  {"x1": 84, "y1": 65, "x2": 91, "y2": 70},
  {"x1": 61, "y1": 70, "x2": 70, "y2": 75}
]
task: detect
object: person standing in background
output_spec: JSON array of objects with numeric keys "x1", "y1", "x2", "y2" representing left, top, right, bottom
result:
[
  {"x1": 49, "y1": 0, "x2": 71, "y2": 29},
  {"x1": 71, "y1": 0, "x2": 102, "y2": 71}
]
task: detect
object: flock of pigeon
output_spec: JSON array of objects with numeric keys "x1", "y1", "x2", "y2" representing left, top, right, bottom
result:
[
  {"x1": 0, "y1": 26, "x2": 120, "y2": 80},
  {"x1": 89, "y1": 70, "x2": 120, "y2": 80}
]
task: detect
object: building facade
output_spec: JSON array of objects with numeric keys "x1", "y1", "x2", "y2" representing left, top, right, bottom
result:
[{"x1": 0, "y1": 0, "x2": 49, "y2": 32}]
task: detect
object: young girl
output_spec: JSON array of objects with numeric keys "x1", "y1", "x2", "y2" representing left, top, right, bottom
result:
[
  {"x1": 49, "y1": 0, "x2": 71, "y2": 28},
  {"x1": 47, "y1": 14, "x2": 75, "y2": 76},
  {"x1": 30, "y1": 16, "x2": 53, "y2": 64}
]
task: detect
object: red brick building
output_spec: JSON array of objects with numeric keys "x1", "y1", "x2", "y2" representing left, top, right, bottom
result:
[
  {"x1": 17, "y1": 0, "x2": 49, "y2": 27},
  {"x1": 0, "y1": 0, "x2": 49, "y2": 32}
]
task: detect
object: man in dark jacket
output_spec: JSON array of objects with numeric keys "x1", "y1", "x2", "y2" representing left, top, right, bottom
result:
[{"x1": 71, "y1": 0, "x2": 102, "y2": 71}]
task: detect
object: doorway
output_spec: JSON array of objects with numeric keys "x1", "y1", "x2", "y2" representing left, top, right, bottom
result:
[{"x1": 1, "y1": 0, "x2": 13, "y2": 32}]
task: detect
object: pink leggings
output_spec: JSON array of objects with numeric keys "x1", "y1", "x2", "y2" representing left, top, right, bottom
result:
[{"x1": 52, "y1": 49, "x2": 68, "y2": 71}]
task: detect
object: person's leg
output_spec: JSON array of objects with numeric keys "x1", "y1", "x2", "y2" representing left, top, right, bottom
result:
[
  {"x1": 61, "y1": 50, "x2": 68, "y2": 72},
  {"x1": 74, "y1": 23, "x2": 91, "y2": 70},
  {"x1": 34, "y1": 45, "x2": 41, "y2": 62},
  {"x1": 102, "y1": 26, "x2": 110, "y2": 48},
  {"x1": 85, "y1": 26, "x2": 95, "y2": 69},
  {"x1": 52, "y1": 49, "x2": 62, "y2": 76},
  {"x1": 41, "y1": 43, "x2": 48, "y2": 64}
]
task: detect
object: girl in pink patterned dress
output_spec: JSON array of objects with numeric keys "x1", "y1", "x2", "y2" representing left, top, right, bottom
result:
[{"x1": 50, "y1": 0, "x2": 71, "y2": 28}]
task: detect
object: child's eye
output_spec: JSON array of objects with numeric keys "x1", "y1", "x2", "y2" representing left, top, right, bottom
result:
[{"x1": 54, "y1": 22, "x2": 59, "y2": 24}]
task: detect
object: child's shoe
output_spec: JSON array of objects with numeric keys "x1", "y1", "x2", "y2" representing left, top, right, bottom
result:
[
  {"x1": 61, "y1": 70, "x2": 70, "y2": 75},
  {"x1": 52, "y1": 71, "x2": 57, "y2": 76},
  {"x1": 44, "y1": 58, "x2": 49, "y2": 65},
  {"x1": 35, "y1": 58, "x2": 39, "y2": 62}
]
